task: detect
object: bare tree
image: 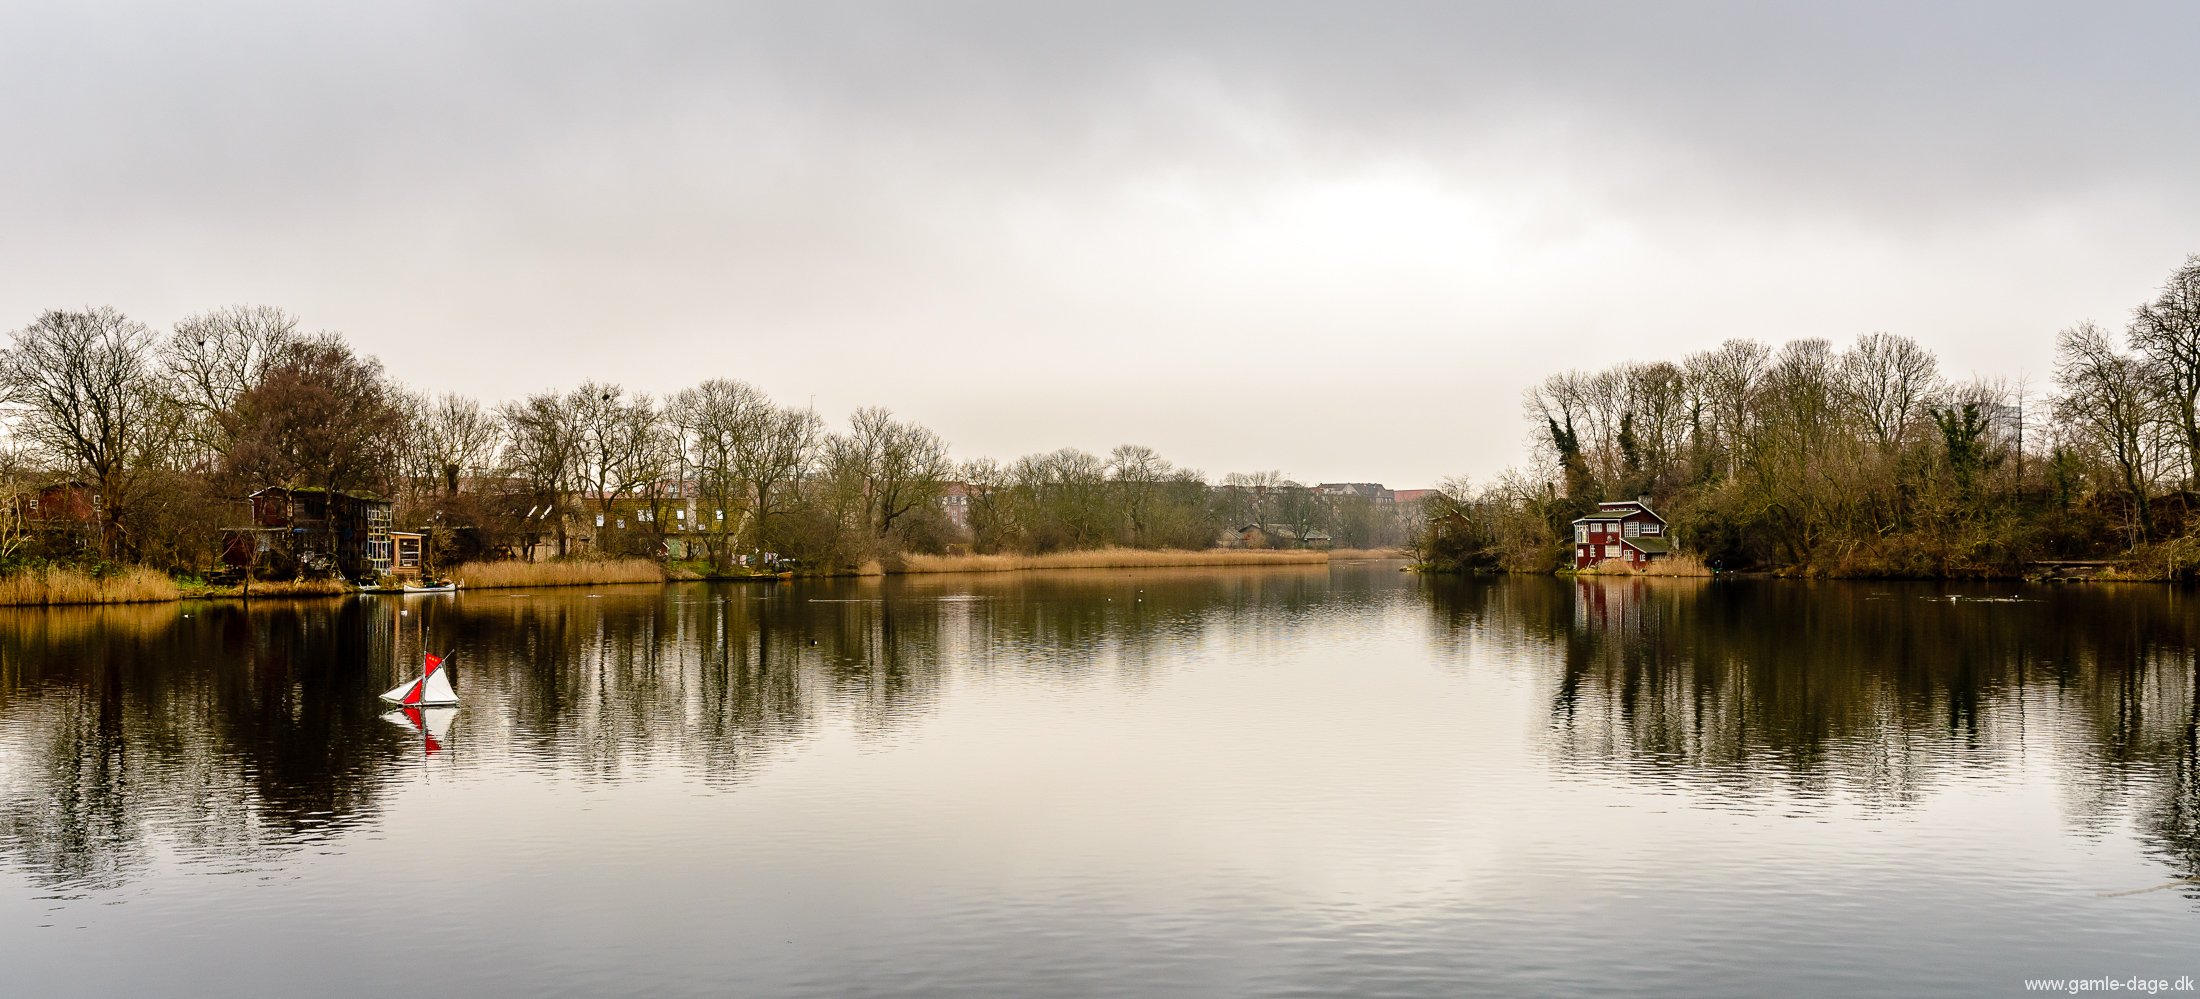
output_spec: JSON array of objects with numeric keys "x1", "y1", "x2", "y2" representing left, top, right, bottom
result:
[
  {"x1": 842, "y1": 407, "x2": 952, "y2": 537},
  {"x1": 1108, "y1": 443, "x2": 1172, "y2": 543},
  {"x1": 1684, "y1": 339, "x2": 1770, "y2": 482},
  {"x1": 225, "y1": 333, "x2": 405, "y2": 496},
  {"x1": 1018, "y1": 449, "x2": 1112, "y2": 550},
  {"x1": 1839, "y1": 332, "x2": 1941, "y2": 450},
  {"x1": 407, "y1": 392, "x2": 502, "y2": 495},
  {"x1": 498, "y1": 391, "x2": 584, "y2": 556},
  {"x1": 160, "y1": 305, "x2": 299, "y2": 462},
  {"x1": 568, "y1": 383, "x2": 669, "y2": 538},
  {"x1": 1624, "y1": 361, "x2": 1690, "y2": 489},
  {"x1": 730, "y1": 400, "x2": 823, "y2": 555},
  {"x1": 2056, "y1": 321, "x2": 2160, "y2": 541},
  {"x1": 671, "y1": 380, "x2": 752, "y2": 566},
  {"x1": 2129, "y1": 255, "x2": 2200, "y2": 491},
  {"x1": 0, "y1": 308, "x2": 163, "y2": 557},
  {"x1": 958, "y1": 457, "x2": 1018, "y2": 551},
  {"x1": 1220, "y1": 469, "x2": 1289, "y2": 526}
]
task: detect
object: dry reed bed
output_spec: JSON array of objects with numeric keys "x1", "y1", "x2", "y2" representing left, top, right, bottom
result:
[
  {"x1": 452, "y1": 558, "x2": 667, "y2": 589},
  {"x1": 895, "y1": 548, "x2": 1329, "y2": 574},
  {"x1": 229, "y1": 579, "x2": 354, "y2": 597},
  {"x1": 0, "y1": 566, "x2": 181, "y2": 606},
  {"x1": 1571, "y1": 554, "x2": 1714, "y2": 578},
  {"x1": 1325, "y1": 547, "x2": 1410, "y2": 560}
]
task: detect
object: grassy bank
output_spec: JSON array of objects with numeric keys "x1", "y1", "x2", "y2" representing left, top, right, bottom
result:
[
  {"x1": 451, "y1": 558, "x2": 667, "y2": 589},
  {"x1": 0, "y1": 568, "x2": 367, "y2": 606},
  {"x1": 1326, "y1": 547, "x2": 1409, "y2": 560},
  {"x1": 224, "y1": 579, "x2": 355, "y2": 598},
  {"x1": 894, "y1": 547, "x2": 1329, "y2": 574},
  {"x1": 0, "y1": 566, "x2": 182, "y2": 606},
  {"x1": 1567, "y1": 554, "x2": 1715, "y2": 578}
]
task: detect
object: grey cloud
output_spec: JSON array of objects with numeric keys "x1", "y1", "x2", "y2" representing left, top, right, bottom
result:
[{"x1": 2, "y1": 2, "x2": 2195, "y2": 484}]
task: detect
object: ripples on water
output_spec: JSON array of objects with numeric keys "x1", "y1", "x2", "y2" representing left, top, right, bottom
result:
[{"x1": 0, "y1": 567, "x2": 2195, "y2": 997}]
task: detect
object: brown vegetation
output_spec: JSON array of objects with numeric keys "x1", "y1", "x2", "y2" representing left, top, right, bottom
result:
[
  {"x1": 451, "y1": 558, "x2": 666, "y2": 589},
  {"x1": 1, "y1": 300, "x2": 1426, "y2": 588},
  {"x1": 1324, "y1": 547, "x2": 1409, "y2": 560},
  {"x1": 0, "y1": 566, "x2": 179, "y2": 606},
  {"x1": 1570, "y1": 554, "x2": 1713, "y2": 577},
  {"x1": 894, "y1": 547, "x2": 1327, "y2": 574},
  {"x1": 1420, "y1": 255, "x2": 2200, "y2": 579},
  {"x1": 232, "y1": 578, "x2": 355, "y2": 598}
]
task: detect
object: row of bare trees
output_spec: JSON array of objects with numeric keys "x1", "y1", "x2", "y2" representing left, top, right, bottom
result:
[
  {"x1": 0, "y1": 305, "x2": 405, "y2": 567},
  {"x1": 1425, "y1": 255, "x2": 2200, "y2": 575},
  {"x1": 0, "y1": 305, "x2": 1413, "y2": 574}
]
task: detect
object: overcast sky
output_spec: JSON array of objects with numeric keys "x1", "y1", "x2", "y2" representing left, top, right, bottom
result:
[{"x1": 2, "y1": 2, "x2": 2195, "y2": 486}]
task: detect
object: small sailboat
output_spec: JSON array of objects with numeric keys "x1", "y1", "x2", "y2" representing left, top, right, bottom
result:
[
  {"x1": 381, "y1": 705, "x2": 458, "y2": 755},
  {"x1": 379, "y1": 651, "x2": 459, "y2": 706}
]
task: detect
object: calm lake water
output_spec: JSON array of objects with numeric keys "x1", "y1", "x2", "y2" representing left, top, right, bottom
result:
[{"x1": 2, "y1": 564, "x2": 2196, "y2": 997}]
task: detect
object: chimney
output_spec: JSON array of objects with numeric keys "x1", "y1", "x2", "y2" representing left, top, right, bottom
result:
[{"x1": 1637, "y1": 493, "x2": 1652, "y2": 507}]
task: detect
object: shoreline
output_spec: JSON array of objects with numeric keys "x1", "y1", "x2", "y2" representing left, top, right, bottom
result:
[
  {"x1": 0, "y1": 555, "x2": 2167, "y2": 607},
  {"x1": 891, "y1": 548, "x2": 1332, "y2": 575},
  {"x1": 1414, "y1": 565, "x2": 2179, "y2": 584},
  {"x1": 0, "y1": 549, "x2": 1390, "y2": 607}
]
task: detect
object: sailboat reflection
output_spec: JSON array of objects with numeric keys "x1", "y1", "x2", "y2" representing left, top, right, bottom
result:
[{"x1": 380, "y1": 705, "x2": 458, "y2": 756}]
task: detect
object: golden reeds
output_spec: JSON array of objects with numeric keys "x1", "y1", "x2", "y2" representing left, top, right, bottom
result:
[
  {"x1": 234, "y1": 578, "x2": 354, "y2": 598},
  {"x1": 893, "y1": 547, "x2": 1329, "y2": 574},
  {"x1": 450, "y1": 558, "x2": 667, "y2": 589},
  {"x1": 1323, "y1": 547, "x2": 1410, "y2": 560},
  {"x1": 1575, "y1": 554, "x2": 1713, "y2": 577},
  {"x1": 0, "y1": 565, "x2": 181, "y2": 606}
]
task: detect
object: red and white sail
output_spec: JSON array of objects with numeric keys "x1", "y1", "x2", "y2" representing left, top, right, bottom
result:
[
  {"x1": 418, "y1": 653, "x2": 457, "y2": 705},
  {"x1": 377, "y1": 652, "x2": 458, "y2": 706},
  {"x1": 381, "y1": 705, "x2": 458, "y2": 754},
  {"x1": 378, "y1": 676, "x2": 422, "y2": 704}
]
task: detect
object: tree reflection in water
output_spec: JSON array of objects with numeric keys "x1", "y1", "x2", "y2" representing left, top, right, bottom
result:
[
  {"x1": 1424, "y1": 575, "x2": 2200, "y2": 894},
  {"x1": 0, "y1": 567, "x2": 1342, "y2": 892},
  {"x1": 10, "y1": 569, "x2": 2188, "y2": 908}
]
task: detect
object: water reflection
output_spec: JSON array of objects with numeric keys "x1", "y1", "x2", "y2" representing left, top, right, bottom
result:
[
  {"x1": 1425, "y1": 575, "x2": 2200, "y2": 891},
  {"x1": 0, "y1": 567, "x2": 1349, "y2": 894},
  {"x1": 3, "y1": 567, "x2": 2196, "y2": 918},
  {"x1": 0, "y1": 600, "x2": 416, "y2": 893}
]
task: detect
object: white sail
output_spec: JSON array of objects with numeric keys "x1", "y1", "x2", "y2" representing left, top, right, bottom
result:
[
  {"x1": 419, "y1": 661, "x2": 458, "y2": 705},
  {"x1": 420, "y1": 707, "x2": 457, "y2": 741},
  {"x1": 379, "y1": 706, "x2": 457, "y2": 754},
  {"x1": 380, "y1": 708, "x2": 421, "y2": 731},
  {"x1": 378, "y1": 677, "x2": 422, "y2": 704}
]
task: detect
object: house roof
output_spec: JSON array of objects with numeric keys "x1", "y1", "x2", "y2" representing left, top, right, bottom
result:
[
  {"x1": 1573, "y1": 500, "x2": 1667, "y2": 525},
  {"x1": 248, "y1": 485, "x2": 389, "y2": 503}
]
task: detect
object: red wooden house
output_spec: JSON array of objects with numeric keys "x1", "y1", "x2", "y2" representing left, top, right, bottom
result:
[
  {"x1": 1571, "y1": 500, "x2": 1674, "y2": 569},
  {"x1": 7, "y1": 481, "x2": 104, "y2": 556}
]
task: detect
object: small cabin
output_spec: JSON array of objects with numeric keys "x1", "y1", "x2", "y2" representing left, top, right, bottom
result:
[
  {"x1": 390, "y1": 531, "x2": 425, "y2": 581},
  {"x1": 1571, "y1": 500, "x2": 1673, "y2": 569}
]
